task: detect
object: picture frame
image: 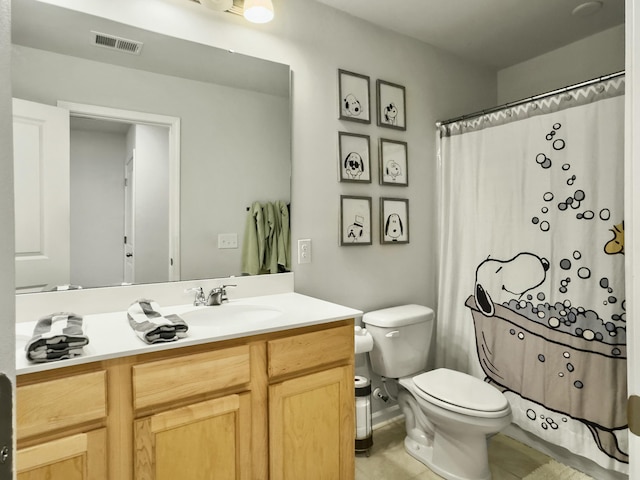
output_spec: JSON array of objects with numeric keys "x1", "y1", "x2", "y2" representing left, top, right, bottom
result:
[
  {"x1": 380, "y1": 197, "x2": 409, "y2": 244},
  {"x1": 340, "y1": 195, "x2": 372, "y2": 246},
  {"x1": 379, "y1": 138, "x2": 408, "y2": 186},
  {"x1": 338, "y1": 132, "x2": 371, "y2": 183},
  {"x1": 376, "y1": 79, "x2": 406, "y2": 130},
  {"x1": 338, "y1": 69, "x2": 371, "y2": 124}
]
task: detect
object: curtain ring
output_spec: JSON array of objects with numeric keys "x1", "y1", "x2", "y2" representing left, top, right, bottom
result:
[
  {"x1": 564, "y1": 92, "x2": 573, "y2": 101},
  {"x1": 596, "y1": 84, "x2": 605, "y2": 93}
]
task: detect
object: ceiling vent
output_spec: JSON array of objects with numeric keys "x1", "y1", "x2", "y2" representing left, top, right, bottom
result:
[{"x1": 91, "y1": 31, "x2": 143, "y2": 55}]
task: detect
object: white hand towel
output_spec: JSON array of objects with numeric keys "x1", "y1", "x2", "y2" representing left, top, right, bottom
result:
[
  {"x1": 25, "y1": 313, "x2": 89, "y2": 362},
  {"x1": 127, "y1": 299, "x2": 188, "y2": 344}
]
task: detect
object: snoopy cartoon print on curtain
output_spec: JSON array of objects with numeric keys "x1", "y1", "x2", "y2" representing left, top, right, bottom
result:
[{"x1": 436, "y1": 76, "x2": 627, "y2": 474}]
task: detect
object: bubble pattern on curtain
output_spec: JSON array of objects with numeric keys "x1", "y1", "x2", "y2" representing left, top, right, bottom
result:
[{"x1": 436, "y1": 77, "x2": 627, "y2": 473}]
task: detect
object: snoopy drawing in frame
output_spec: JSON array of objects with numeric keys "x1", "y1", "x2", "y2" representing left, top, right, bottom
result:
[{"x1": 385, "y1": 213, "x2": 403, "y2": 242}]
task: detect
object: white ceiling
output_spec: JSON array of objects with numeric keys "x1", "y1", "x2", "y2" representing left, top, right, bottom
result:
[{"x1": 314, "y1": 0, "x2": 625, "y2": 69}]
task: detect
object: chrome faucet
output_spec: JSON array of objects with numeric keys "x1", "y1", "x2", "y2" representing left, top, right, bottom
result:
[
  {"x1": 185, "y1": 287, "x2": 207, "y2": 306},
  {"x1": 206, "y1": 284, "x2": 237, "y2": 306}
]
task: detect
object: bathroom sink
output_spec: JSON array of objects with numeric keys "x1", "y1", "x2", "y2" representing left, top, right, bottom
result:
[{"x1": 180, "y1": 304, "x2": 282, "y2": 327}]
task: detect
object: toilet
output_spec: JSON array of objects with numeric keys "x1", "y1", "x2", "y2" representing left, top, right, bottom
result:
[{"x1": 363, "y1": 305, "x2": 512, "y2": 480}]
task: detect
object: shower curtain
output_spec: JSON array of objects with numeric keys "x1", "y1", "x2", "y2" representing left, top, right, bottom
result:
[{"x1": 436, "y1": 76, "x2": 627, "y2": 473}]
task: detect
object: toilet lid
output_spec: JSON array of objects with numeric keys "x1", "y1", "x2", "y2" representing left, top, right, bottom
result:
[{"x1": 412, "y1": 368, "x2": 509, "y2": 416}]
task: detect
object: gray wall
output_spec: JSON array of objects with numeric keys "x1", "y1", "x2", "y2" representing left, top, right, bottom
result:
[
  {"x1": 498, "y1": 25, "x2": 625, "y2": 103},
  {"x1": 133, "y1": 124, "x2": 170, "y2": 285},
  {"x1": 0, "y1": 0, "x2": 15, "y2": 474},
  {"x1": 70, "y1": 128, "x2": 126, "y2": 287}
]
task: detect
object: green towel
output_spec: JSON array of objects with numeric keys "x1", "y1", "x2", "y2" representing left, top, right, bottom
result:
[
  {"x1": 263, "y1": 202, "x2": 279, "y2": 274},
  {"x1": 276, "y1": 200, "x2": 291, "y2": 271},
  {"x1": 241, "y1": 201, "x2": 265, "y2": 275},
  {"x1": 241, "y1": 201, "x2": 291, "y2": 275}
]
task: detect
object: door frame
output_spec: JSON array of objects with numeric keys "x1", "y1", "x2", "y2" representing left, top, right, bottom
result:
[
  {"x1": 625, "y1": 0, "x2": 639, "y2": 477},
  {"x1": 58, "y1": 101, "x2": 181, "y2": 282}
]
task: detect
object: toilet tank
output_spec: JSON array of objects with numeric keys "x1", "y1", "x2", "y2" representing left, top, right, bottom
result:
[{"x1": 363, "y1": 305, "x2": 434, "y2": 378}]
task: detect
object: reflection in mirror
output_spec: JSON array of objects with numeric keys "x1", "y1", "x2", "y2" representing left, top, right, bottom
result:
[{"x1": 11, "y1": 0, "x2": 292, "y2": 293}]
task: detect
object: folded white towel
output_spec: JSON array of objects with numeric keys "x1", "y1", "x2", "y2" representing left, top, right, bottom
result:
[
  {"x1": 127, "y1": 299, "x2": 188, "y2": 344},
  {"x1": 25, "y1": 313, "x2": 89, "y2": 363}
]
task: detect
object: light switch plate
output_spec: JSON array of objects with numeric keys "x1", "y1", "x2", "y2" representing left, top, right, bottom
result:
[
  {"x1": 218, "y1": 233, "x2": 238, "y2": 249},
  {"x1": 298, "y1": 239, "x2": 312, "y2": 264}
]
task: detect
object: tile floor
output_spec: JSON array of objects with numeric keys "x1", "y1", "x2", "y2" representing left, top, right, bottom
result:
[{"x1": 355, "y1": 418, "x2": 553, "y2": 480}]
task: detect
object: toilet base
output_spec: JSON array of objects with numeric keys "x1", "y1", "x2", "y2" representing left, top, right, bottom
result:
[{"x1": 404, "y1": 433, "x2": 491, "y2": 480}]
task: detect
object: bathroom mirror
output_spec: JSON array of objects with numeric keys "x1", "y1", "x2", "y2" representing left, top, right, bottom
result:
[{"x1": 11, "y1": 0, "x2": 291, "y2": 293}]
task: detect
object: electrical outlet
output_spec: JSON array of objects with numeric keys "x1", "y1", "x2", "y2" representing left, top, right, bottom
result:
[
  {"x1": 218, "y1": 233, "x2": 238, "y2": 249},
  {"x1": 298, "y1": 239, "x2": 312, "y2": 264}
]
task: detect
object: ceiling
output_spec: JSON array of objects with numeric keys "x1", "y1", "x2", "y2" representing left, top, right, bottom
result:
[{"x1": 314, "y1": 0, "x2": 625, "y2": 69}]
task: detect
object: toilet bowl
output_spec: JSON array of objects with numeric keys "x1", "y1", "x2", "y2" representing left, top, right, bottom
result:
[{"x1": 362, "y1": 305, "x2": 512, "y2": 480}]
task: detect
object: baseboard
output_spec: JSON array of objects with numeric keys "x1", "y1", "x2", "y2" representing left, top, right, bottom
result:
[{"x1": 372, "y1": 404, "x2": 402, "y2": 430}]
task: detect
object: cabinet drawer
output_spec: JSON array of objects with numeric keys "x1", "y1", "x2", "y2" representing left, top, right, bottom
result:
[
  {"x1": 133, "y1": 345, "x2": 251, "y2": 410},
  {"x1": 17, "y1": 370, "x2": 107, "y2": 439},
  {"x1": 268, "y1": 324, "x2": 353, "y2": 379}
]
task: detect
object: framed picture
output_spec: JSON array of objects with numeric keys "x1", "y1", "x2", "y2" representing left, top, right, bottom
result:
[
  {"x1": 338, "y1": 69, "x2": 371, "y2": 124},
  {"x1": 380, "y1": 197, "x2": 409, "y2": 244},
  {"x1": 379, "y1": 138, "x2": 408, "y2": 186},
  {"x1": 338, "y1": 132, "x2": 371, "y2": 183},
  {"x1": 340, "y1": 195, "x2": 372, "y2": 246},
  {"x1": 376, "y1": 79, "x2": 406, "y2": 130}
]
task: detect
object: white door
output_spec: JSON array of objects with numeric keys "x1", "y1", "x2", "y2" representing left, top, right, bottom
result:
[
  {"x1": 12, "y1": 98, "x2": 70, "y2": 292},
  {"x1": 123, "y1": 151, "x2": 135, "y2": 284}
]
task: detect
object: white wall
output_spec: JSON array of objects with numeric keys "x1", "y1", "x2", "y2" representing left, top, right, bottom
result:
[
  {"x1": 498, "y1": 25, "x2": 625, "y2": 103},
  {"x1": 134, "y1": 124, "x2": 170, "y2": 284},
  {"x1": 70, "y1": 128, "x2": 126, "y2": 287},
  {"x1": 0, "y1": 0, "x2": 15, "y2": 475}
]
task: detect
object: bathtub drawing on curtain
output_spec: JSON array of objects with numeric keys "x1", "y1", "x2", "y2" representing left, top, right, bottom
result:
[{"x1": 463, "y1": 119, "x2": 628, "y2": 464}]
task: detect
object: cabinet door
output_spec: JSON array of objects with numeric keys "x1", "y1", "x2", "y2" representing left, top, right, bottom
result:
[
  {"x1": 269, "y1": 365, "x2": 354, "y2": 480},
  {"x1": 135, "y1": 393, "x2": 251, "y2": 480},
  {"x1": 17, "y1": 429, "x2": 107, "y2": 480}
]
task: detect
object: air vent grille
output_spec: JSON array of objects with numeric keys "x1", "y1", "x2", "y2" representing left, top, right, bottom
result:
[{"x1": 91, "y1": 31, "x2": 143, "y2": 55}]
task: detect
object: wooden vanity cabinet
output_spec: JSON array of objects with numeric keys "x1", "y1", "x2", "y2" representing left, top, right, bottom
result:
[
  {"x1": 134, "y1": 393, "x2": 253, "y2": 480},
  {"x1": 15, "y1": 319, "x2": 355, "y2": 480},
  {"x1": 267, "y1": 324, "x2": 355, "y2": 480},
  {"x1": 16, "y1": 366, "x2": 109, "y2": 480},
  {"x1": 132, "y1": 344, "x2": 255, "y2": 480}
]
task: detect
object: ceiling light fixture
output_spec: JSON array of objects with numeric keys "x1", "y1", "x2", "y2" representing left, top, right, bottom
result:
[
  {"x1": 243, "y1": 0, "x2": 274, "y2": 23},
  {"x1": 571, "y1": 1, "x2": 603, "y2": 17},
  {"x1": 199, "y1": 0, "x2": 233, "y2": 11}
]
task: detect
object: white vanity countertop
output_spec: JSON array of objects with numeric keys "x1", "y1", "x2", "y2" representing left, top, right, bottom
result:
[{"x1": 15, "y1": 292, "x2": 362, "y2": 375}]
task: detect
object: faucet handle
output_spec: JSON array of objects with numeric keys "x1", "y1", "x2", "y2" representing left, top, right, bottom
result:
[
  {"x1": 185, "y1": 287, "x2": 206, "y2": 306},
  {"x1": 220, "y1": 284, "x2": 237, "y2": 299}
]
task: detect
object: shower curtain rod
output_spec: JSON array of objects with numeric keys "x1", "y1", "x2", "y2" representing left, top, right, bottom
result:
[{"x1": 436, "y1": 70, "x2": 625, "y2": 127}]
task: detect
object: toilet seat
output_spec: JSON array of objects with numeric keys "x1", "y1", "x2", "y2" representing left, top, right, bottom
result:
[{"x1": 410, "y1": 368, "x2": 510, "y2": 419}]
